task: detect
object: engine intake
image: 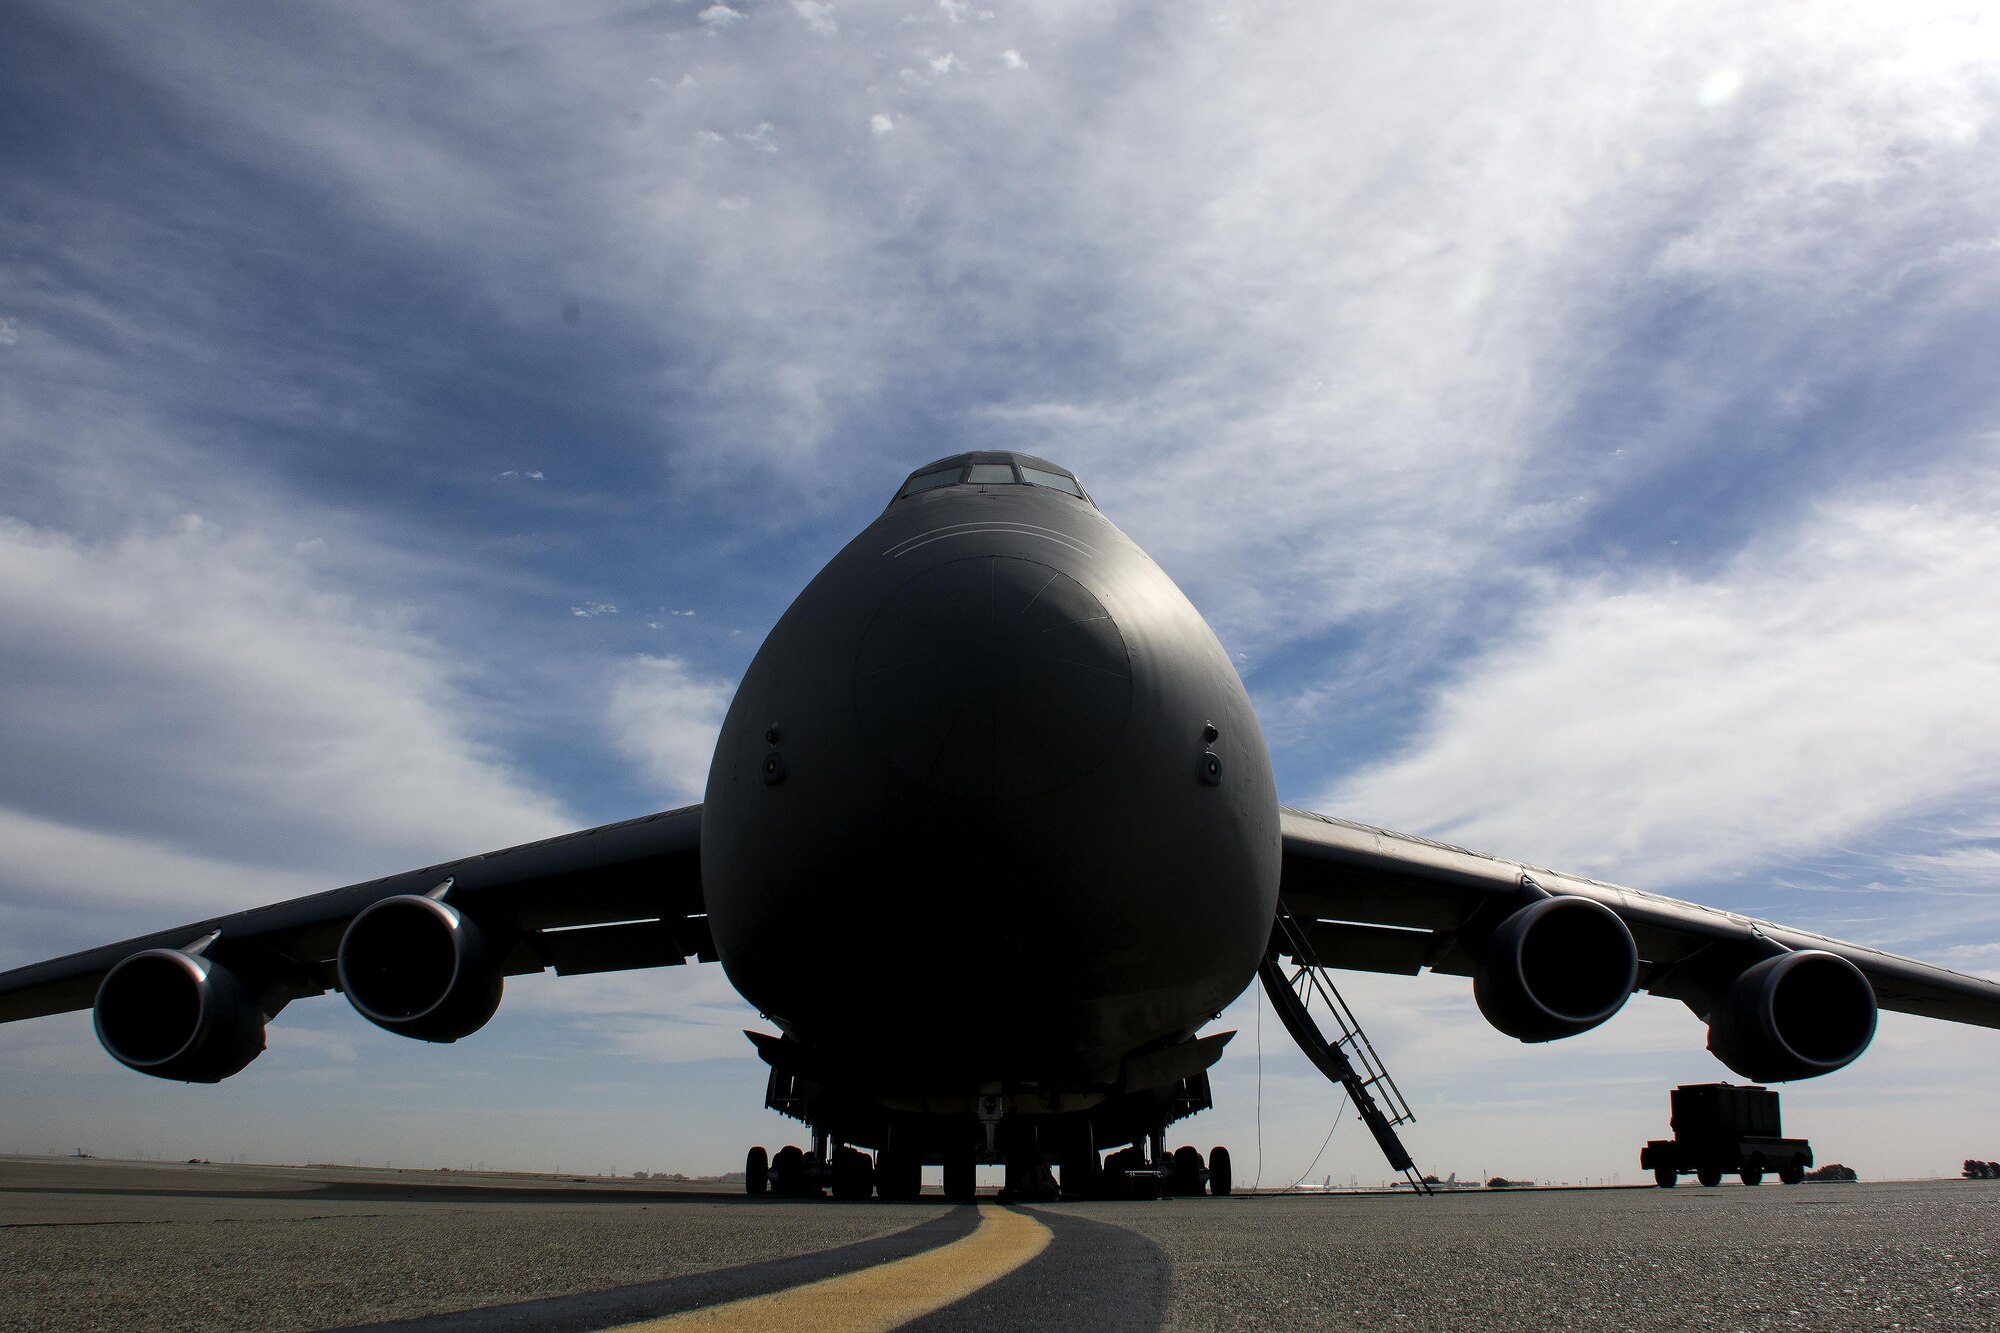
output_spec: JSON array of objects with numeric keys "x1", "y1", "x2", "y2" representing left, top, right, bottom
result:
[
  {"x1": 1706, "y1": 949, "x2": 1877, "y2": 1082},
  {"x1": 337, "y1": 895, "x2": 504, "y2": 1042},
  {"x1": 1474, "y1": 896, "x2": 1638, "y2": 1042},
  {"x1": 93, "y1": 949, "x2": 266, "y2": 1082}
]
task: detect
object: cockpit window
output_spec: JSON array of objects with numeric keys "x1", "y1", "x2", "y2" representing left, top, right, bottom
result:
[
  {"x1": 892, "y1": 452, "x2": 1093, "y2": 507},
  {"x1": 900, "y1": 466, "x2": 963, "y2": 497},
  {"x1": 1018, "y1": 464, "x2": 1084, "y2": 498}
]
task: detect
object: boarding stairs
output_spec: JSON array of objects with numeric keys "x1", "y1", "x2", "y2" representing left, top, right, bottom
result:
[{"x1": 1260, "y1": 905, "x2": 1432, "y2": 1194}]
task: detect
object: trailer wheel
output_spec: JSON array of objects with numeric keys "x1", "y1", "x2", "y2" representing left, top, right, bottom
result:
[
  {"x1": 1654, "y1": 1166, "x2": 1677, "y2": 1189},
  {"x1": 1697, "y1": 1167, "x2": 1722, "y2": 1188},
  {"x1": 1780, "y1": 1159, "x2": 1806, "y2": 1185},
  {"x1": 1740, "y1": 1165, "x2": 1764, "y2": 1186}
]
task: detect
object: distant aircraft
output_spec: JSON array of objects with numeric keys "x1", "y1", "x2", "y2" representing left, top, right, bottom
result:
[{"x1": 4, "y1": 452, "x2": 1997, "y2": 1201}]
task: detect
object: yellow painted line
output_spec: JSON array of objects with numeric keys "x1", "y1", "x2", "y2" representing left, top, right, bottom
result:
[{"x1": 618, "y1": 1203, "x2": 1053, "y2": 1333}]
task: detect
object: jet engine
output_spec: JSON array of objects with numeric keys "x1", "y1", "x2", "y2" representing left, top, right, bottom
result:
[
  {"x1": 1473, "y1": 896, "x2": 1638, "y2": 1042},
  {"x1": 1706, "y1": 949, "x2": 1878, "y2": 1082},
  {"x1": 337, "y1": 895, "x2": 503, "y2": 1042},
  {"x1": 93, "y1": 949, "x2": 267, "y2": 1082}
]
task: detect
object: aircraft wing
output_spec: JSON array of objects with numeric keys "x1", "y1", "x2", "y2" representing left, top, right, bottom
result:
[
  {"x1": 1277, "y1": 806, "x2": 2000, "y2": 1032},
  {"x1": 0, "y1": 804, "x2": 708, "y2": 1026}
]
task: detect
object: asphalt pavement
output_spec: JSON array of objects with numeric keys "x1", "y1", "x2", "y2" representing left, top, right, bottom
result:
[{"x1": 2, "y1": 1157, "x2": 1996, "y2": 1331}]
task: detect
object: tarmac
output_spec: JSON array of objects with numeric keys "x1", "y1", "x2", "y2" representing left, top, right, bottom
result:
[{"x1": 2, "y1": 1156, "x2": 1997, "y2": 1331}]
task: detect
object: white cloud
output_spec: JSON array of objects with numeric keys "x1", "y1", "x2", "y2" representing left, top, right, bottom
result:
[
  {"x1": 1697, "y1": 67, "x2": 1745, "y2": 108},
  {"x1": 0, "y1": 516, "x2": 574, "y2": 929},
  {"x1": 0, "y1": 806, "x2": 328, "y2": 963},
  {"x1": 869, "y1": 113, "x2": 894, "y2": 135},
  {"x1": 570, "y1": 601, "x2": 619, "y2": 617},
  {"x1": 698, "y1": 5, "x2": 745, "y2": 30},
  {"x1": 506, "y1": 967, "x2": 762, "y2": 1065},
  {"x1": 791, "y1": 1, "x2": 836, "y2": 38},
  {"x1": 0, "y1": 1012, "x2": 114, "y2": 1078},
  {"x1": 263, "y1": 1022, "x2": 361, "y2": 1070},
  {"x1": 606, "y1": 655, "x2": 733, "y2": 803},
  {"x1": 1318, "y1": 465, "x2": 2000, "y2": 889}
]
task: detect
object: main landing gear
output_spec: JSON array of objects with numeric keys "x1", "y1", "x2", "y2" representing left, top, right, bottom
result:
[
  {"x1": 741, "y1": 1137, "x2": 1237, "y2": 1200},
  {"x1": 1101, "y1": 1139, "x2": 1234, "y2": 1199},
  {"x1": 742, "y1": 1140, "x2": 867, "y2": 1198}
]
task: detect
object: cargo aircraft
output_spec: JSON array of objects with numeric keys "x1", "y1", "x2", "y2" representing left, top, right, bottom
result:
[{"x1": 4, "y1": 452, "x2": 1998, "y2": 1201}]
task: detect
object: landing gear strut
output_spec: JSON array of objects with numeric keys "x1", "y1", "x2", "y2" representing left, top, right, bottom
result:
[
  {"x1": 944, "y1": 1149, "x2": 976, "y2": 1203},
  {"x1": 875, "y1": 1149, "x2": 921, "y2": 1201}
]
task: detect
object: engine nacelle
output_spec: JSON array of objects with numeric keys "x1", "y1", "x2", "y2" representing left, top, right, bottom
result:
[
  {"x1": 1706, "y1": 949, "x2": 1877, "y2": 1082},
  {"x1": 93, "y1": 949, "x2": 267, "y2": 1083},
  {"x1": 1474, "y1": 896, "x2": 1638, "y2": 1042},
  {"x1": 337, "y1": 895, "x2": 504, "y2": 1042}
]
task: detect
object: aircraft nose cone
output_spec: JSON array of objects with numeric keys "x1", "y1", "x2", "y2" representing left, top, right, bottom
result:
[{"x1": 853, "y1": 555, "x2": 1132, "y2": 800}]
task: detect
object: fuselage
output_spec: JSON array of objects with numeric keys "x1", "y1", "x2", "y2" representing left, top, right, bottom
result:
[{"x1": 702, "y1": 453, "x2": 1280, "y2": 1116}]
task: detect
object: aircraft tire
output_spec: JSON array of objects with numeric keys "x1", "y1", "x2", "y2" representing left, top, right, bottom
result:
[
  {"x1": 745, "y1": 1145, "x2": 769, "y2": 1197},
  {"x1": 831, "y1": 1145, "x2": 873, "y2": 1200},
  {"x1": 1170, "y1": 1145, "x2": 1204, "y2": 1195},
  {"x1": 1654, "y1": 1166, "x2": 1676, "y2": 1189},
  {"x1": 1104, "y1": 1145, "x2": 1144, "y2": 1174},
  {"x1": 773, "y1": 1144, "x2": 814, "y2": 1197},
  {"x1": 1697, "y1": 1166, "x2": 1722, "y2": 1188},
  {"x1": 1209, "y1": 1146, "x2": 1233, "y2": 1197}
]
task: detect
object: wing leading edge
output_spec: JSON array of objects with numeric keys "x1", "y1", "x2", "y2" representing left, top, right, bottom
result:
[
  {"x1": 1277, "y1": 806, "x2": 2000, "y2": 1045},
  {"x1": 0, "y1": 804, "x2": 708, "y2": 1028}
]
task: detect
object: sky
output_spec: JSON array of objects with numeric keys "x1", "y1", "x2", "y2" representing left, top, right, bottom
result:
[{"x1": 3, "y1": 0, "x2": 1999, "y2": 1186}]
